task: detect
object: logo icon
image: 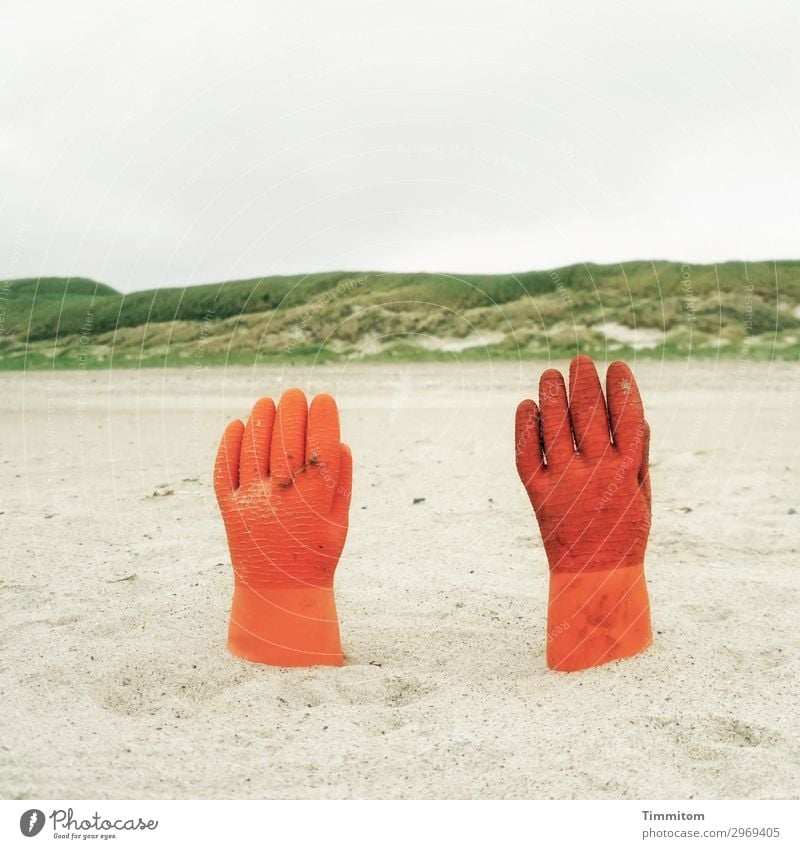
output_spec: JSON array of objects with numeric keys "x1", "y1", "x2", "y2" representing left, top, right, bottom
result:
[{"x1": 19, "y1": 809, "x2": 45, "y2": 837}]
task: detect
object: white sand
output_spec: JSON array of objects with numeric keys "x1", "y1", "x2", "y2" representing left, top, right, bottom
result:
[{"x1": 1, "y1": 360, "x2": 798, "y2": 799}]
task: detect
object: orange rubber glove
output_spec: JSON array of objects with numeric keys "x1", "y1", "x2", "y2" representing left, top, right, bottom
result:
[
  {"x1": 214, "y1": 389, "x2": 352, "y2": 667},
  {"x1": 515, "y1": 355, "x2": 652, "y2": 671}
]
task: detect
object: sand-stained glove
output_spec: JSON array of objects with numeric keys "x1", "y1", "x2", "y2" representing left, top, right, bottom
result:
[
  {"x1": 214, "y1": 389, "x2": 352, "y2": 667},
  {"x1": 515, "y1": 355, "x2": 652, "y2": 671}
]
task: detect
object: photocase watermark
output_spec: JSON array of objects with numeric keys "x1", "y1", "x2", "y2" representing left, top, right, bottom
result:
[
  {"x1": 556, "y1": 141, "x2": 602, "y2": 193},
  {"x1": 0, "y1": 222, "x2": 27, "y2": 343},
  {"x1": 546, "y1": 619, "x2": 570, "y2": 644},
  {"x1": 595, "y1": 422, "x2": 647, "y2": 512},
  {"x1": 0, "y1": 278, "x2": 10, "y2": 341},
  {"x1": 284, "y1": 275, "x2": 367, "y2": 353},
  {"x1": 75, "y1": 309, "x2": 95, "y2": 431},
  {"x1": 78, "y1": 311, "x2": 94, "y2": 357},
  {"x1": 19, "y1": 808, "x2": 45, "y2": 837},
  {"x1": 288, "y1": 450, "x2": 351, "y2": 502},
  {"x1": 262, "y1": 55, "x2": 388, "y2": 96},
  {"x1": 426, "y1": 207, "x2": 488, "y2": 227},
  {"x1": 681, "y1": 264, "x2": 697, "y2": 324},
  {"x1": 397, "y1": 142, "x2": 529, "y2": 175},
  {"x1": 88, "y1": 81, "x2": 159, "y2": 158},
  {"x1": 19, "y1": 806, "x2": 158, "y2": 837},
  {"x1": 515, "y1": 411, "x2": 540, "y2": 468},
  {"x1": 549, "y1": 267, "x2": 572, "y2": 309},
  {"x1": 514, "y1": 381, "x2": 569, "y2": 470},
  {"x1": 138, "y1": 135, "x2": 242, "y2": 253},
  {"x1": 0, "y1": 225, "x2": 27, "y2": 365},
  {"x1": 3, "y1": 220, "x2": 28, "y2": 281},
  {"x1": 743, "y1": 283, "x2": 754, "y2": 334}
]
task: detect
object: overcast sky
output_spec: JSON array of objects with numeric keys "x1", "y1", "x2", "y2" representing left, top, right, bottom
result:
[{"x1": 1, "y1": 0, "x2": 798, "y2": 292}]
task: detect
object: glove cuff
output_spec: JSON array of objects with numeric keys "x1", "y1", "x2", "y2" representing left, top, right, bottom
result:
[
  {"x1": 546, "y1": 564, "x2": 652, "y2": 671},
  {"x1": 227, "y1": 582, "x2": 343, "y2": 667}
]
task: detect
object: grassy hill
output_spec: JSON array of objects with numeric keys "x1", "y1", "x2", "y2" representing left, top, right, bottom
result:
[{"x1": 1, "y1": 261, "x2": 798, "y2": 369}]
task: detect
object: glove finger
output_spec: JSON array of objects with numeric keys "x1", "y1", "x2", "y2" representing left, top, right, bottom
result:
[
  {"x1": 515, "y1": 399, "x2": 545, "y2": 490},
  {"x1": 239, "y1": 397, "x2": 276, "y2": 487},
  {"x1": 270, "y1": 388, "x2": 308, "y2": 486},
  {"x1": 606, "y1": 361, "x2": 646, "y2": 453},
  {"x1": 639, "y1": 419, "x2": 652, "y2": 506},
  {"x1": 538, "y1": 368, "x2": 574, "y2": 467},
  {"x1": 568, "y1": 355, "x2": 611, "y2": 458},
  {"x1": 330, "y1": 443, "x2": 352, "y2": 527},
  {"x1": 305, "y1": 393, "x2": 341, "y2": 510},
  {"x1": 214, "y1": 419, "x2": 244, "y2": 501}
]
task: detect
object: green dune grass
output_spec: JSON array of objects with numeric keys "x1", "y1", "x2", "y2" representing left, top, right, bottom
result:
[{"x1": 1, "y1": 261, "x2": 797, "y2": 369}]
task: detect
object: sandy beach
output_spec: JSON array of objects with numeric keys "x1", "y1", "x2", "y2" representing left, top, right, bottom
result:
[{"x1": 1, "y1": 360, "x2": 798, "y2": 799}]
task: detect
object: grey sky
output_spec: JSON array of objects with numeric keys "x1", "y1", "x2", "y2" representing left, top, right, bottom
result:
[{"x1": 1, "y1": 0, "x2": 798, "y2": 292}]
